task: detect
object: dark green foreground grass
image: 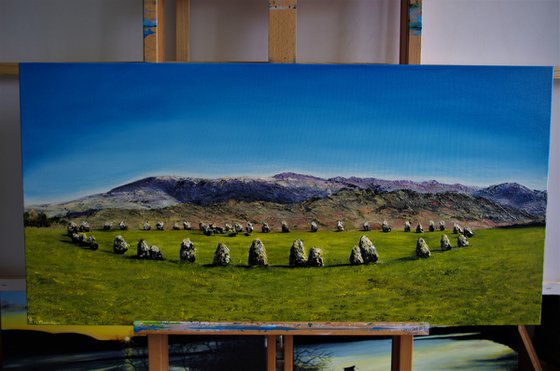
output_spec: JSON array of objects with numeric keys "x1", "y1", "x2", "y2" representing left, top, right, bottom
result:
[{"x1": 25, "y1": 227, "x2": 544, "y2": 325}]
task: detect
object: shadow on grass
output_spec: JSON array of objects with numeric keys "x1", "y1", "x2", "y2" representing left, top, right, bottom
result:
[
  {"x1": 262, "y1": 263, "x2": 358, "y2": 269},
  {"x1": 196, "y1": 263, "x2": 362, "y2": 269},
  {"x1": 391, "y1": 255, "x2": 419, "y2": 262}
]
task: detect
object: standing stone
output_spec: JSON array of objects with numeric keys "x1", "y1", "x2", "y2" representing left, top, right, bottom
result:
[
  {"x1": 180, "y1": 239, "x2": 196, "y2": 262},
  {"x1": 404, "y1": 221, "x2": 411, "y2": 232},
  {"x1": 458, "y1": 234, "x2": 469, "y2": 247},
  {"x1": 248, "y1": 239, "x2": 268, "y2": 266},
  {"x1": 416, "y1": 238, "x2": 431, "y2": 258},
  {"x1": 213, "y1": 243, "x2": 231, "y2": 266},
  {"x1": 234, "y1": 223, "x2": 244, "y2": 233},
  {"x1": 439, "y1": 221, "x2": 446, "y2": 231},
  {"x1": 77, "y1": 233, "x2": 88, "y2": 246},
  {"x1": 359, "y1": 235, "x2": 378, "y2": 263},
  {"x1": 289, "y1": 239, "x2": 307, "y2": 267},
  {"x1": 428, "y1": 221, "x2": 435, "y2": 232},
  {"x1": 349, "y1": 246, "x2": 364, "y2": 265},
  {"x1": 71, "y1": 232, "x2": 80, "y2": 244},
  {"x1": 79, "y1": 221, "x2": 91, "y2": 232},
  {"x1": 143, "y1": 222, "x2": 151, "y2": 231},
  {"x1": 463, "y1": 226, "x2": 475, "y2": 238},
  {"x1": 172, "y1": 222, "x2": 180, "y2": 230},
  {"x1": 156, "y1": 221, "x2": 165, "y2": 231},
  {"x1": 224, "y1": 223, "x2": 233, "y2": 232},
  {"x1": 137, "y1": 239, "x2": 150, "y2": 258},
  {"x1": 86, "y1": 236, "x2": 99, "y2": 250},
  {"x1": 261, "y1": 222, "x2": 270, "y2": 233},
  {"x1": 440, "y1": 234, "x2": 452, "y2": 251},
  {"x1": 363, "y1": 221, "x2": 370, "y2": 231},
  {"x1": 246, "y1": 222, "x2": 254, "y2": 234},
  {"x1": 416, "y1": 223, "x2": 424, "y2": 233},
  {"x1": 199, "y1": 223, "x2": 208, "y2": 234},
  {"x1": 67, "y1": 222, "x2": 78, "y2": 236},
  {"x1": 336, "y1": 220, "x2": 345, "y2": 232},
  {"x1": 453, "y1": 223, "x2": 463, "y2": 234},
  {"x1": 103, "y1": 222, "x2": 112, "y2": 231},
  {"x1": 149, "y1": 245, "x2": 164, "y2": 260},
  {"x1": 307, "y1": 247, "x2": 324, "y2": 267},
  {"x1": 183, "y1": 221, "x2": 191, "y2": 230},
  {"x1": 113, "y1": 235, "x2": 129, "y2": 254},
  {"x1": 119, "y1": 221, "x2": 128, "y2": 230},
  {"x1": 310, "y1": 221, "x2": 318, "y2": 232},
  {"x1": 381, "y1": 220, "x2": 391, "y2": 232},
  {"x1": 281, "y1": 221, "x2": 290, "y2": 233}
]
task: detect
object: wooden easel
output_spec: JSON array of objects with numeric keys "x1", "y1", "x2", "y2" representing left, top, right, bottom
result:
[
  {"x1": 140, "y1": 1, "x2": 429, "y2": 370},
  {"x1": 134, "y1": 321, "x2": 429, "y2": 371},
  {"x1": 142, "y1": 0, "x2": 422, "y2": 64}
]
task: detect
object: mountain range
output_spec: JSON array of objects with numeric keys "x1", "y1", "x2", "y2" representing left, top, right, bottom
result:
[{"x1": 29, "y1": 173, "x2": 546, "y2": 229}]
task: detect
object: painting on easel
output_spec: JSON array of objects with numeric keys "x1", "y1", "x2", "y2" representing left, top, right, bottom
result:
[{"x1": 20, "y1": 63, "x2": 553, "y2": 325}]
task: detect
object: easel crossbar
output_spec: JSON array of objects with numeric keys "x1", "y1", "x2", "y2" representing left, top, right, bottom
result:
[{"x1": 134, "y1": 321, "x2": 429, "y2": 336}]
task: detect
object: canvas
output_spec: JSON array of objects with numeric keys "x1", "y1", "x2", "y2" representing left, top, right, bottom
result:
[{"x1": 19, "y1": 63, "x2": 553, "y2": 325}]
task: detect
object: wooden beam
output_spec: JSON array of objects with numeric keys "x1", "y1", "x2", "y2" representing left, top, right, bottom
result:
[
  {"x1": 144, "y1": 0, "x2": 165, "y2": 62},
  {"x1": 176, "y1": 0, "x2": 190, "y2": 62},
  {"x1": 399, "y1": 0, "x2": 422, "y2": 65},
  {"x1": 267, "y1": 335, "x2": 277, "y2": 371},
  {"x1": 518, "y1": 325, "x2": 543, "y2": 371},
  {"x1": 391, "y1": 335, "x2": 414, "y2": 371},
  {"x1": 147, "y1": 334, "x2": 169, "y2": 371},
  {"x1": 0, "y1": 63, "x2": 18, "y2": 77},
  {"x1": 134, "y1": 321, "x2": 429, "y2": 336},
  {"x1": 268, "y1": 0, "x2": 297, "y2": 63},
  {"x1": 283, "y1": 335, "x2": 294, "y2": 371},
  {"x1": 5, "y1": 64, "x2": 556, "y2": 79}
]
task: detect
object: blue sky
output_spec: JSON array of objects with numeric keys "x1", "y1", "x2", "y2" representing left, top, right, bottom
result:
[{"x1": 19, "y1": 63, "x2": 553, "y2": 204}]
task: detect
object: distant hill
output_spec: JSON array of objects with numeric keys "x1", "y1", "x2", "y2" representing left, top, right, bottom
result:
[
  {"x1": 28, "y1": 173, "x2": 546, "y2": 226},
  {"x1": 474, "y1": 182, "x2": 547, "y2": 218}
]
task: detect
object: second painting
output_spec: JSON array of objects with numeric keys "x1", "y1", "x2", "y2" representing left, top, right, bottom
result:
[{"x1": 20, "y1": 63, "x2": 552, "y2": 325}]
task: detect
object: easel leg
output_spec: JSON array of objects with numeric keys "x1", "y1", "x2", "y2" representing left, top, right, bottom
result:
[
  {"x1": 284, "y1": 335, "x2": 294, "y2": 371},
  {"x1": 148, "y1": 334, "x2": 169, "y2": 371},
  {"x1": 267, "y1": 335, "x2": 277, "y2": 371},
  {"x1": 518, "y1": 325, "x2": 542, "y2": 371},
  {"x1": 391, "y1": 335, "x2": 413, "y2": 371}
]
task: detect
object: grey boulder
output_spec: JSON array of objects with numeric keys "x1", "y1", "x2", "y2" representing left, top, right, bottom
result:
[{"x1": 248, "y1": 239, "x2": 268, "y2": 266}]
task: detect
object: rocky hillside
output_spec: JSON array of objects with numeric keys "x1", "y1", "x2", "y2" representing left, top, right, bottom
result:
[
  {"x1": 473, "y1": 183, "x2": 547, "y2": 217},
  {"x1": 62, "y1": 187, "x2": 537, "y2": 231},
  {"x1": 29, "y1": 173, "x2": 547, "y2": 224}
]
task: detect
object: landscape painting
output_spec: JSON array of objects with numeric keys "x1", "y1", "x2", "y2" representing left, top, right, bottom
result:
[{"x1": 20, "y1": 63, "x2": 553, "y2": 325}]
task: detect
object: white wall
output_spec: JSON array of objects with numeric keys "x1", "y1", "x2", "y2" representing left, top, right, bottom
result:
[{"x1": 0, "y1": 0, "x2": 558, "y2": 291}]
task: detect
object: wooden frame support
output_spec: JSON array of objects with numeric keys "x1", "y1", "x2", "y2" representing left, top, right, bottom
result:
[
  {"x1": 267, "y1": 335, "x2": 277, "y2": 371},
  {"x1": 518, "y1": 325, "x2": 543, "y2": 371},
  {"x1": 176, "y1": 0, "x2": 190, "y2": 62},
  {"x1": 2, "y1": 64, "x2": 559, "y2": 79},
  {"x1": 135, "y1": 321, "x2": 428, "y2": 371},
  {"x1": 268, "y1": 0, "x2": 297, "y2": 63},
  {"x1": 283, "y1": 335, "x2": 294, "y2": 371},
  {"x1": 391, "y1": 335, "x2": 414, "y2": 371},
  {"x1": 0, "y1": 63, "x2": 18, "y2": 76},
  {"x1": 399, "y1": 0, "x2": 422, "y2": 64},
  {"x1": 147, "y1": 334, "x2": 169, "y2": 371},
  {"x1": 144, "y1": 0, "x2": 166, "y2": 62}
]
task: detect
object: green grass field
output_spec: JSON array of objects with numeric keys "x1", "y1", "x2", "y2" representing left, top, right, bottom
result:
[{"x1": 25, "y1": 226, "x2": 544, "y2": 325}]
